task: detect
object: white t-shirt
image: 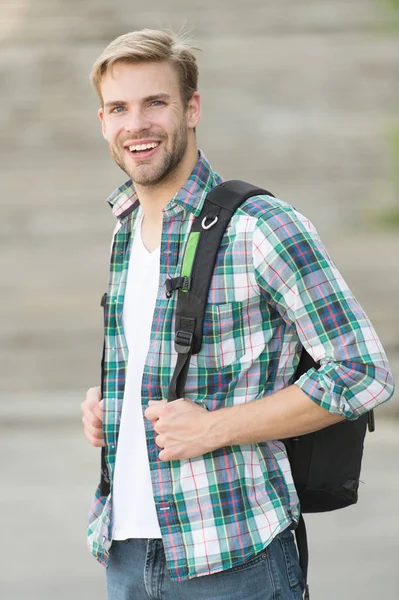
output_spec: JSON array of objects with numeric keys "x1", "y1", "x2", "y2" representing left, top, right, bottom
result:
[{"x1": 112, "y1": 209, "x2": 162, "y2": 539}]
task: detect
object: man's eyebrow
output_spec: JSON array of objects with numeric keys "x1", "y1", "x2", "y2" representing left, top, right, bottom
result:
[
  {"x1": 104, "y1": 100, "x2": 128, "y2": 109},
  {"x1": 143, "y1": 93, "x2": 171, "y2": 103}
]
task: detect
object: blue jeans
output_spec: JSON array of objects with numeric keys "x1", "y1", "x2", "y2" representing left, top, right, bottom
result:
[{"x1": 106, "y1": 528, "x2": 305, "y2": 600}]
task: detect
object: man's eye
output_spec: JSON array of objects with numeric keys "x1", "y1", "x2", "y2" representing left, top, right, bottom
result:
[
  {"x1": 151, "y1": 100, "x2": 165, "y2": 107},
  {"x1": 111, "y1": 106, "x2": 125, "y2": 114}
]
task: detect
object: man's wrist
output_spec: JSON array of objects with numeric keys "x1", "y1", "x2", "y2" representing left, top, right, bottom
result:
[{"x1": 206, "y1": 405, "x2": 233, "y2": 451}]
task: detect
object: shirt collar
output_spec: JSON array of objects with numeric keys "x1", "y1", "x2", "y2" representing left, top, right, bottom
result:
[{"x1": 107, "y1": 150, "x2": 223, "y2": 220}]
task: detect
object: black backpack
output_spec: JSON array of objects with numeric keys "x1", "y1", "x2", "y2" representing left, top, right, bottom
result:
[{"x1": 164, "y1": 180, "x2": 375, "y2": 599}]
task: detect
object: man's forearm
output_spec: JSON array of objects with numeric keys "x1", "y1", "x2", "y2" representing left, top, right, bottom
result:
[
  {"x1": 210, "y1": 384, "x2": 345, "y2": 448},
  {"x1": 144, "y1": 385, "x2": 346, "y2": 461}
]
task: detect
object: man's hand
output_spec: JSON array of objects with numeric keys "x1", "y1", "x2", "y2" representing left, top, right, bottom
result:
[
  {"x1": 144, "y1": 399, "x2": 217, "y2": 461},
  {"x1": 81, "y1": 386, "x2": 105, "y2": 447}
]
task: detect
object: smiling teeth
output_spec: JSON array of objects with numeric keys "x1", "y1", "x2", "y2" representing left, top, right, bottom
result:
[{"x1": 129, "y1": 142, "x2": 159, "y2": 152}]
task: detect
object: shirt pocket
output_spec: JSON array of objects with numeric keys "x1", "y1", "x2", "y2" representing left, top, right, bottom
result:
[{"x1": 195, "y1": 301, "x2": 245, "y2": 370}]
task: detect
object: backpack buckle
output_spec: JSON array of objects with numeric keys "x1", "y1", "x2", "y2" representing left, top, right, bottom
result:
[
  {"x1": 175, "y1": 330, "x2": 193, "y2": 354},
  {"x1": 201, "y1": 215, "x2": 218, "y2": 230},
  {"x1": 165, "y1": 276, "x2": 192, "y2": 298},
  {"x1": 181, "y1": 277, "x2": 192, "y2": 291}
]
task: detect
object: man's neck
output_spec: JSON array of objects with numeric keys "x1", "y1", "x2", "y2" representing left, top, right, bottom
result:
[{"x1": 135, "y1": 145, "x2": 199, "y2": 224}]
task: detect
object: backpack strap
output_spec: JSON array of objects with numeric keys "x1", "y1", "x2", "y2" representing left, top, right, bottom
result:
[
  {"x1": 295, "y1": 515, "x2": 310, "y2": 599},
  {"x1": 167, "y1": 180, "x2": 313, "y2": 599},
  {"x1": 167, "y1": 180, "x2": 273, "y2": 401}
]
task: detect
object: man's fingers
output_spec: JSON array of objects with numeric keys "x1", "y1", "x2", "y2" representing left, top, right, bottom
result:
[
  {"x1": 86, "y1": 396, "x2": 103, "y2": 422},
  {"x1": 81, "y1": 387, "x2": 105, "y2": 447},
  {"x1": 81, "y1": 391, "x2": 104, "y2": 422},
  {"x1": 155, "y1": 434, "x2": 165, "y2": 448},
  {"x1": 145, "y1": 399, "x2": 167, "y2": 421},
  {"x1": 92, "y1": 399, "x2": 104, "y2": 422},
  {"x1": 82, "y1": 410, "x2": 103, "y2": 428},
  {"x1": 82, "y1": 417, "x2": 104, "y2": 440},
  {"x1": 82, "y1": 408, "x2": 103, "y2": 429},
  {"x1": 84, "y1": 428, "x2": 106, "y2": 447},
  {"x1": 86, "y1": 386, "x2": 102, "y2": 402}
]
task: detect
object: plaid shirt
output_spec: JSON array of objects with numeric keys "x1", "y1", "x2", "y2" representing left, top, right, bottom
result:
[{"x1": 87, "y1": 151, "x2": 394, "y2": 580}]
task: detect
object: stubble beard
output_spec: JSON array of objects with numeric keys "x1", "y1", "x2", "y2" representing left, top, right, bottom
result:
[{"x1": 109, "y1": 121, "x2": 189, "y2": 188}]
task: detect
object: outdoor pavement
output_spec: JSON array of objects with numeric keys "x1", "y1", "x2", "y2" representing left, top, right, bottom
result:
[{"x1": 0, "y1": 394, "x2": 398, "y2": 600}]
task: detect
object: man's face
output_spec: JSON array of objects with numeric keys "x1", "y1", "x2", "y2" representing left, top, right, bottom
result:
[{"x1": 98, "y1": 61, "x2": 199, "y2": 187}]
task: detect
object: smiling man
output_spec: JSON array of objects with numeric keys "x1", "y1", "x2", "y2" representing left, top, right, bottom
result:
[{"x1": 81, "y1": 29, "x2": 394, "y2": 600}]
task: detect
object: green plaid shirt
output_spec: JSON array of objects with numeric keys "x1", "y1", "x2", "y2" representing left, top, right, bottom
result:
[{"x1": 87, "y1": 151, "x2": 394, "y2": 580}]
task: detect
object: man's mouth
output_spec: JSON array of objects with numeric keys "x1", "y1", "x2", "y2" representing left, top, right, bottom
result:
[{"x1": 126, "y1": 141, "x2": 161, "y2": 157}]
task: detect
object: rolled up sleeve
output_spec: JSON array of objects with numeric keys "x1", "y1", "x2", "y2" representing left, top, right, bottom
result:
[{"x1": 252, "y1": 203, "x2": 395, "y2": 419}]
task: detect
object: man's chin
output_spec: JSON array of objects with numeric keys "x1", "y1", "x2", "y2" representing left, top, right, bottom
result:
[
  {"x1": 125, "y1": 167, "x2": 154, "y2": 185},
  {"x1": 116, "y1": 164, "x2": 152, "y2": 185},
  {"x1": 123, "y1": 164, "x2": 172, "y2": 188}
]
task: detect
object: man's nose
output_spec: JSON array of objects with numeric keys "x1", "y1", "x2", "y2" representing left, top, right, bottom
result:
[{"x1": 124, "y1": 108, "x2": 150, "y2": 134}]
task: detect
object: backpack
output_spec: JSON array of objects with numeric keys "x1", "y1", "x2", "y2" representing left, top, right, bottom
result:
[{"x1": 164, "y1": 180, "x2": 375, "y2": 600}]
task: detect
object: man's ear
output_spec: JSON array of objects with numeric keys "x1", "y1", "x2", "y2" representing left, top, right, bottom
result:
[
  {"x1": 98, "y1": 108, "x2": 107, "y2": 140},
  {"x1": 186, "y1": 92, "x2": 201, "y2": 130}
]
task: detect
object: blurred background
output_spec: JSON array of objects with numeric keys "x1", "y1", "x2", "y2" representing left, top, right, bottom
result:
[{"x1": 0, "y1": 0, "x2": 398, "y2": 598}]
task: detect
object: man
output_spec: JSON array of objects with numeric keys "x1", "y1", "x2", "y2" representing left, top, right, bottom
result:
[{"x1": 81, "y1": 29, "x2": 394, "y2": 600}]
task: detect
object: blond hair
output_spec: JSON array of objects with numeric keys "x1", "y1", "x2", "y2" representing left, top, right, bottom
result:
[{"x1": 90, "y1": 28, "x2": 199, "y2": 105}]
